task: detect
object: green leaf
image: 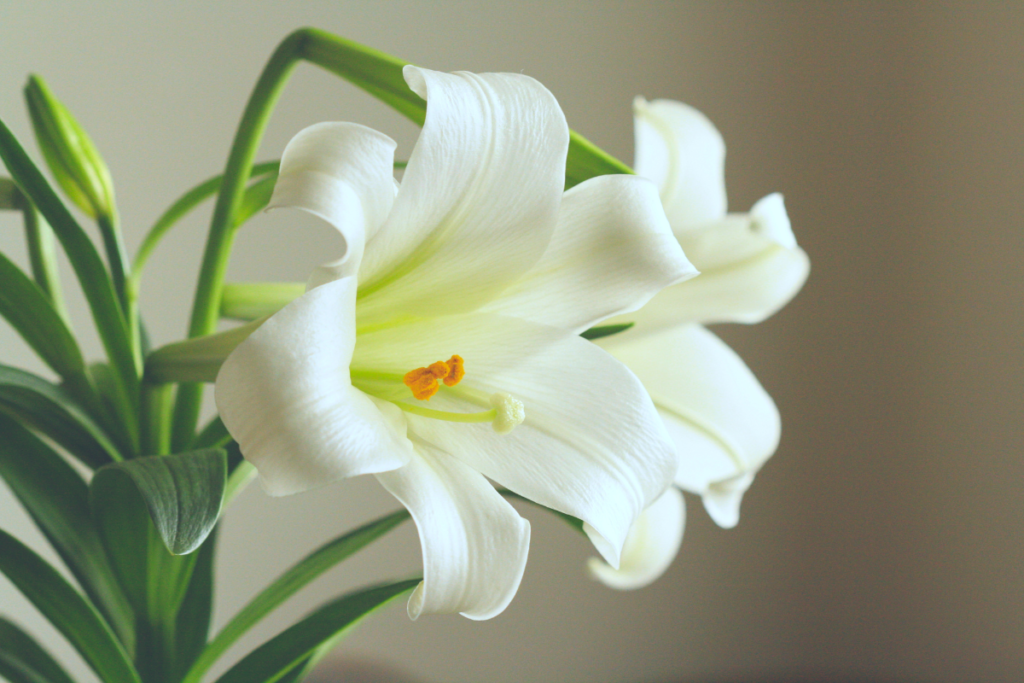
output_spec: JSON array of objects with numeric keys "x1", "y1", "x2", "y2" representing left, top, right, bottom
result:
[
  {"x1": 213, "y1": 580, "x2": 419, "y2": 683},
  {"x1": 89, "y1": 450, "x2": 225, "y2": 683},
  {"x1": 0, "y1": 414, "x2": 134, "y2": 647},
  {"x1": 170, "y1": 529, "x2": 218, "y2": 682},
  {"x1": 0, "y1": 528, "x2": 141, "y2": 683},
  {"x1": 0, "y1": 617, "x2": 76, "y2": 683},
  {"x1": 0, "y1": 116, "x2": 139, "y2": 448},
  {"x1": 91, "y1": 448, "x2": 227, "y2": 557},
  {"x1": 146, "y1": 318, "x2": 264, "y2": 384},
  {"x1": 182, "y1": 509, "x2": 409, "y2": 683},
  {"x1": 192, "y1": 416, "x2": 232, "y2": 449},
  {"x1": 0, "y1": 363, "x2": 120, "y2": 468},
  {"x1": 0, "y1": 250, "x2": 85, "y2": 381},
  {"x1": 580, "y1": 322, "x2": 634, "y2": 341}
]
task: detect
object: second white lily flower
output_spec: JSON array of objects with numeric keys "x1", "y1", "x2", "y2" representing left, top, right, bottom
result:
[
  {"x1": 215, "y1": 67, "x2": 697, "y2": 619},
  {"x1": 589, "y1": 98, "x2": 810, "y2": 590}
]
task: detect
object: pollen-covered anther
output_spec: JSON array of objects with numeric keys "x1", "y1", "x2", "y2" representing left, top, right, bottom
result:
[
  {"x1": 403, "y1": 355, "x2": 465, "y2": 400},
  {"x1": 489, "y1": 392, "x2": 525, "y2": 434},
  {"x1": 443, "y1": 355, "x2": 465, "y2": 386}
]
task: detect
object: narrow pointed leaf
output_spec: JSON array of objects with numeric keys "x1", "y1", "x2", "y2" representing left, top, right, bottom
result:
[
  {"x1": 213, "y1": 580, "x2": 418, "y2": 683},
  {"x1": 0, "y1": 363, "x2": 119, "y2": 468},
  {"x1": 0, "y1": 250, "x2": 85, "y2": 380},
  {"x1": 0, "y1": 414, "x2": 134, "y2": 645},
  {"x1": 0, "y1": 528, "x2": 140, "y2": 683},
  {"x1": 0, "y1": 617, "x2": 76, "y2": 683},
  {"x1": 0, "y1": 116, "x2": 139, "y2": 441},
  {"x1": 182, "y1": 509, "x2": 408, "y2": 683},
  {"x1": 91, "y1": 448, "x2": 227, "y2": 557},
  {"x1": 89, "y1": 451, "x2": 225, "y2": 682},
  {"x1": 171, "y1": 529, "x2": 218, "y2": 682}
]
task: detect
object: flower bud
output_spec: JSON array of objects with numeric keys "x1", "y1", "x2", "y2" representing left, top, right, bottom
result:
[{"x1": 24, "y1": 75, "x2": 116, "y2": 220}]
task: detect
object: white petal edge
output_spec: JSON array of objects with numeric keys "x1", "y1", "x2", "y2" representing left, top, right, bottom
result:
[
  {"x1": 482, "y1": 174, "x2": 697, "y2": 333},
  {"x1": 375, "y1": 443, "x2": 530, "y2": 620},
  {"x1": 215, "y1": 277, "x2": 413, "y2": 496},
  {"x1": 353, "y1": 312, "x2": 678, "y2": 569},
  {"x1": 587, "y1": 487, "x2": 685, "y2": 590},
  {"x1": 633, "y1": 97, "x2": 727, "y2": 229},
  {"x1": 599, "y1": 325, "x2": 780, "y2": 528},
  {"x1": 268, "y1": 122, "x2": 397, "y2": 285},
  {"x1": 356, "y1": 66, "x2": 569, "y2": 322}
]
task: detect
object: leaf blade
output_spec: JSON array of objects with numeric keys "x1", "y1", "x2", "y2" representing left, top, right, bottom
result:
[
  {"x1": 0, "y1": 413, "x2": 134, "y2": 647},
  {"x1": 182, "y1": 509, "x2": 408, "y2": 683},
  {"x1": 0, "y1": 617, "x2": 77, "y2": 683},
  {"x1": 0, "y1": 363, "x2": 119, "y2": 468},
  {"x1": 0, "y1": 528, "x2": 141, "y2": 683},
  {"x1": 213, "y1": 580, "x2": 418, "y2": 683}
]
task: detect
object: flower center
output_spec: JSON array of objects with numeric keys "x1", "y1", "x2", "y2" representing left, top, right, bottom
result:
[
  {"x1": 350, "y1": 357, "x2": 526, "y2": 434},
  {"x1": 402, "y1": 354, "x2": 464, "y2": 400}
]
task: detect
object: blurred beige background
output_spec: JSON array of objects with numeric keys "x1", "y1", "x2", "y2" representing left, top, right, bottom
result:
[{"x1": 1, "y1": 2, "x2": 1022, "y2": 682}]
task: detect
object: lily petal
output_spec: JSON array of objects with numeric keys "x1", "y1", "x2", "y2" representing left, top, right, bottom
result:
[
  {"x1": 633, "y1": 97, "x2": 726, "y2": 229},
  {"x1": 354, "y1": 313, "x2": 677, "y2": 568},
  {"x1": 587, "y1": 487, "x2": 685, "y2": 590},
  {"x1": 268, "y1": 122, "x2": 397, "y2": 285},
  {"x1": 376, "y1": 443, "x2": 530, "y2": 620},
  {"x1": 483, "y1": 174, "x2": 697, "y2": 333},
  {"x1": 215, "y1": 278, "x2": 413, "y2": 496},
  {"x1": 357, "y1": 66, "x2": 569, "y2": 321},
  {"x1": 599, "y1": 325, "x2": 779, "y2": 528},
  {"x1": 619, "y1": 195, "x2": 809, "y2": 333}
]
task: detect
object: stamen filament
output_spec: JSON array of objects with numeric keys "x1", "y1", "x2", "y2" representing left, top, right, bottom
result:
[{"x1": 391, "y1": 402, "x2": 498, "y2": 423}]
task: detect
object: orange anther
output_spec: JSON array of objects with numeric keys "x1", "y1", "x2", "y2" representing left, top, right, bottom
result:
[
  {"x1": 402, "y1": 355, "x2": 465, "y2": 400},
  {"x1": 403, "y1": 361, "x2": 449, "y2": 400},
  {"x1": 443, "y1": 355, "x2": 465, "y2": 387}
]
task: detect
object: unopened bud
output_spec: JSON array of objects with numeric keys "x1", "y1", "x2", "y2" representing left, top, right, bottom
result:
[{"x1": 24, "y1": 75, "x2": 116, "y2": 220}]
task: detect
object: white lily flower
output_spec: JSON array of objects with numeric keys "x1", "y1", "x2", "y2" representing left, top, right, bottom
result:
[
  {"x1": 215, "y1": 66, "x2": 698, "y2": 619},
  {"x1": 589, "y1": 99, "x2": 809, "y2": 589}
]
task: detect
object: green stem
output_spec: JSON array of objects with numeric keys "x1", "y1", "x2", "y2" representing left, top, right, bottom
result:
[
  {"x1": 21, "y1": 198, "x2": 70, "y2": 324},
  {"x1": 97, "y1": 213, "x2": 130, "y2": 310},
  {"x1": 170, "y1": 28, "x2": 417, "y2": 450},
  {"x1": 139, "y1": 382, "x2": 172, "y2": 456}
]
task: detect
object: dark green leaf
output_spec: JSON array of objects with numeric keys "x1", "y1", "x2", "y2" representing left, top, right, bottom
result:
[
  {"x1": 192, "y1": 416, "x2": 231, "y2": 450},
  {"x1": 170, "y1": 529, "x2": 218, "y2": 682},
  {"x1": 580, "y1": 322, "x2": 634, "y2": 341},
  {"x1": 0, "y1": 528, "x2": 140, "y2": 683},
  {"x1": 0, "y1": 116, "x2": 139, "y2": 446},
  {"x1": 213, "y1": 580, "x2": 418, "y2": 683},
  {"x1": 0, "y1": 617, "x2": 76, "y2": 683},
  {"x1": 0, "y1": 250, "x2": 85, "y2": 381},
  {"x1": 0, "y1": 414, "x2": 134, "y2": 647},
  {"x1": 0, "y1": 363, "x2": 119, "y2": 468},
  {"x1": 90, "y1": 453, "x2": 222, "y2": 682},
  {"x1": 182, "y1": 509, "x2": 409, "y2": 683},
  {"x1": 91, "y1": 448, "x2": 227, "y2": 557}
]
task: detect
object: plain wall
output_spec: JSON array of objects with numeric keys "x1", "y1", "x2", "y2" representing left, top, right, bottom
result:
[{"x1": 1, "y1": 2, "x2": 1021, "y2": 682}]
